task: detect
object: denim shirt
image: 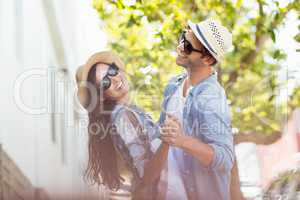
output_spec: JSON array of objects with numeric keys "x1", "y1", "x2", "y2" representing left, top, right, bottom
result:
[{"x1": 159, "y1": 73, "x2": 234, "y2": 200}]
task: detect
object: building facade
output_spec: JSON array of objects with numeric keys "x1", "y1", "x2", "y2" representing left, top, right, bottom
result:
[{"x1": 0, "y1": 0, "x2": 107, "y2": 199}]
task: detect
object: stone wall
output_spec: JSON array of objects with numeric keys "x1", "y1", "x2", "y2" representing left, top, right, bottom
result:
[{"x1": 0, "y1": 145, "x2": 50, "y2": 200}]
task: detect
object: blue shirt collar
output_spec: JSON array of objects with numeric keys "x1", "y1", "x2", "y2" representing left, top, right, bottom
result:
[{"x1": 180, "y1": 72, "x2": 218, "y2": 96}]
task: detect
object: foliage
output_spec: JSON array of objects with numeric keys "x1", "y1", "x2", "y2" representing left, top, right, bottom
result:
[
  {"x1": 93, "y1": 0, "x2": 300, "y2": 136},
  {"x1": 289, "y1": 86, "x2": 300, "y2": 111},
  {"x1": 265, "y1": 169, "x2": 300, "y2": 198}
]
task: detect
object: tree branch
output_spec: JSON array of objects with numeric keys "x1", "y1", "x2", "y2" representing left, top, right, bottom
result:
[
  {"x1": 234, "y1": 131, "x2": 282, "y2": 145},
  {"x1": 226, "y1": 1, "x2": 296, "y2": 86}
]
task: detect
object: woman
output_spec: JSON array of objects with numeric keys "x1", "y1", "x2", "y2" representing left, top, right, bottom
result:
[{"x1": 76, "y1": 51, "x2": 169, "y2": 199}]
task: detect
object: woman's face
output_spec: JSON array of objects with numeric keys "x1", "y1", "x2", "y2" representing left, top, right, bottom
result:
[{"x1": 95, "y1": 63, "x2": 129, "y2": 101}]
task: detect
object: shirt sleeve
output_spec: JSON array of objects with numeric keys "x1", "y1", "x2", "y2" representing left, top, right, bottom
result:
[
  {"x1": 195, "y1": 87, "x2": 234, "y2": 172},
  {"x1": 112, "y1": 109, "x2": 153, "y2": 178},
  {"x1": 143, "y1": 113, "x2": 162, "y2": 141}
]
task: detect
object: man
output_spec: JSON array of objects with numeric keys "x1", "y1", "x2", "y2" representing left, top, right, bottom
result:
[{"x1": 159, "y1": 19, "x2": 234, "y2": 200}]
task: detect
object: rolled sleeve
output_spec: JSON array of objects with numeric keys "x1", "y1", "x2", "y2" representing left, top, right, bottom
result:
[
  {"x1": 208, "y1": 142, "x2": 233, "y2": 172},
  {"x1": 195, "y1": 89, "x2": 234, "y2": 172}
]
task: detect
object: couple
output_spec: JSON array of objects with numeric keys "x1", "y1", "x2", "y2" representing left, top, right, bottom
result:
[{"x1": 76, "y1": 19, "x2": 234, "y2": 200}]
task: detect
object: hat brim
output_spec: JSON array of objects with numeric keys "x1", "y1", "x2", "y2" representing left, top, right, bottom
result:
[{"x1": 187, "y1": 20, "x2": 221, "y2": 62}]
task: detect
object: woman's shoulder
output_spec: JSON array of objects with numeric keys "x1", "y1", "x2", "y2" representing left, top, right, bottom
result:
[
  {"x1": 111, "y1": 104, "x2": 141, "y2": 123},
  {"x1": 111, "y1": 104, "x2": 130, "y2": 120}
]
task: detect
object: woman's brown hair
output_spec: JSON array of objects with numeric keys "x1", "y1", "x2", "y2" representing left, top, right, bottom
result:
[{"x1": 83, "y1": 62, "x2": 123, "y2": 190}]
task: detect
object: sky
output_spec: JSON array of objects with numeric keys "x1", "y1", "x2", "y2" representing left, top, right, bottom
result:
[{"x1": 276, "y1": 11, "x2": 300, "y2": 103}]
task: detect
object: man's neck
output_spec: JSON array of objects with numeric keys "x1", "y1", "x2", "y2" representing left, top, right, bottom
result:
[{"x1": 186, "y1": 65, "x2": 213, "y2": 86}]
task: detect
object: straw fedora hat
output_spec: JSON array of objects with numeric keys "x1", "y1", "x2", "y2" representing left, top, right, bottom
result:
[
  {"x1": 75, "y1": 51, "x2": 125, "y2": 110},
  {"x1": 187, "y1": 19, "x2": 233, "y2": 62}
]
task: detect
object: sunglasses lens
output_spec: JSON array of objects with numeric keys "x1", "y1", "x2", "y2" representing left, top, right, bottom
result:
[
  {"x1": 107, "y1": 66, "x2": 118, "y2": 76},
  {"x1": 179, "y1": 31, "x2": 193, "y2": 55},
  {"x1": 179, "y1": 33, "x2": 184, "y2": 43},
  {"x1": 184, "y1": 41, "x2": 193, "y2": 54},
  {"x1": 179, "y1": 30, "x2": 187, "y2": 43},
  {"x1": 101, "y1": 77, "x2": 111, "y2": 90},
  {"x1": 98, "y1": 63, "x2": 120, "y2": 91}
]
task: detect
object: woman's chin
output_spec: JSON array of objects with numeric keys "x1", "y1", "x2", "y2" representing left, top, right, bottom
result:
[
  {"x1": 118, "y1": 87, "x2": 129, "y2": 99},
  {"x1": 121, "y1": 88, "x2": 129, "y2": 96},
  {"x1": 123, "y1": 83, "x2": 130, "y2": 93}
]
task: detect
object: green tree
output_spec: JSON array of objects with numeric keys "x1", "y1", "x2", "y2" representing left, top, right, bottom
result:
[
  {"x1": 289, "y1": 86, "x2": 300, "y2": 110},
  {"x1": 92, "y1": 0, "x2": 300, "y2": 199},
  {"x1": 265, "y1": 169, "x2": 300, "y2": 198}
]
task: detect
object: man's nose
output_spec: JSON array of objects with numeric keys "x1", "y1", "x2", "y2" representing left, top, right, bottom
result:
[{"x1": 177, "y1": 42, "x2": 184, "y2": 53}]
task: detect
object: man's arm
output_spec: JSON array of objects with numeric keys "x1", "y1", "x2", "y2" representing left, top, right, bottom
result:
[
  {"x1": 179, "y1": 135, "x2": 214, "y2": 167},
  {"x1": 161, "y1": 114, "x2": 234, "y2": 172},
  {"x1": 161, "y1": 115, "x2": 214, "y2": 167}
]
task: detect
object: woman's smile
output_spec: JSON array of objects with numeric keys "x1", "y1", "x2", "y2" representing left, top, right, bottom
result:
[{"x1": 116, "y1": 79, "x2": 124, "y2": 90}]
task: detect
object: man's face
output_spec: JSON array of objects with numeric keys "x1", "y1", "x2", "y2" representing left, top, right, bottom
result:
[{"x1": 176, "y1": 28, "x2": 207, "y2": 68}]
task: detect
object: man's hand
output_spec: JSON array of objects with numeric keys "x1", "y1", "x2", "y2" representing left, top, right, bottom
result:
[
  {"x1": 160, "y1": 114, "x2": 187, "y2": 148},
  {"x1": 161, "y1": 114, "x2": 215, "y2": 167}
]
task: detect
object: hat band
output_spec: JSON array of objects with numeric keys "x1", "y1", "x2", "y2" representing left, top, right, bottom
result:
[{"x1": 195, "y1": 24, "x2": 218, "y2": 56}]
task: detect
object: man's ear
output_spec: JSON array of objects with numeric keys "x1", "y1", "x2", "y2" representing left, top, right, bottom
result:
[{"x1": 203, "y1": 55, "x2": 216, "y2": 66}]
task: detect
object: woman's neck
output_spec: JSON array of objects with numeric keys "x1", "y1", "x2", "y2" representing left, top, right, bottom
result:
[{"x1": 117, "y1": 93, "x2": 131, "y2": 106}]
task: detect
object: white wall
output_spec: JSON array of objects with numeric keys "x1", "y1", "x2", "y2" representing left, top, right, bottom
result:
[{"x1": 0, "y1": 0, "x2": 107, "y2": 198}]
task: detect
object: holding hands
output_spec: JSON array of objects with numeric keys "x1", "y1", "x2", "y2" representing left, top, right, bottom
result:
[{"x1": 160, "y1": 114, "x2": 187, "y2": 148}]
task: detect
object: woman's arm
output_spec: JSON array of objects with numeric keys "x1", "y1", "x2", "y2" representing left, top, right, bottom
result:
[
  {"x1": 140, "y1": 141, "x2": 169, "y2": 185},
  {"x1": 113, "y1": 108, "x2": 169, "y2": 186},
  {"x1": 124, "y1": 110, "x2": 169, "y2": 185}
]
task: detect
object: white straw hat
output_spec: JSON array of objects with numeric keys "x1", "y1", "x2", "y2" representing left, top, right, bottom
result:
[{"x1": 187, "y1": 19, "x2": 233, "y2": 62}]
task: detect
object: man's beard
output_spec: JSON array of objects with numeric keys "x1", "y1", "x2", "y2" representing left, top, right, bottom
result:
[
  {"x1": 179, "y1": 64, "x2": 188, "y2": 69},
  {"x1": 176, "y1": 57, "x2": 189, "y2": 69}
]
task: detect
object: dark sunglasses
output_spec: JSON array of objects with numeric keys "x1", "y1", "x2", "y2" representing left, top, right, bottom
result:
[
  {"x1": 179, "y1": 30, "x2": 204, "y2": 55},
  {"x1": 99, "y1": 62, "x2": 119, "y2": 91}
]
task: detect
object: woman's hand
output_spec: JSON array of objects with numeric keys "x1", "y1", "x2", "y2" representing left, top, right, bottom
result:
[{"x1": 160, "y1": 114, "x2": 187, "y2": 148}]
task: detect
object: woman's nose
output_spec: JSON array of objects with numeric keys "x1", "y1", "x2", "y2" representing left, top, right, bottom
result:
[{"x1": 110, "y1": 74, "x2": 122, "y2": 85}]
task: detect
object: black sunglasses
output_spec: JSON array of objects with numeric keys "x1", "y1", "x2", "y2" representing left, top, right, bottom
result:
[
  {"x1": 179, "y1": 30, "x2": 204, "y2": 55},
  {"x1": 99, "y1": 62, "x2": 119, "y2": 91}
]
